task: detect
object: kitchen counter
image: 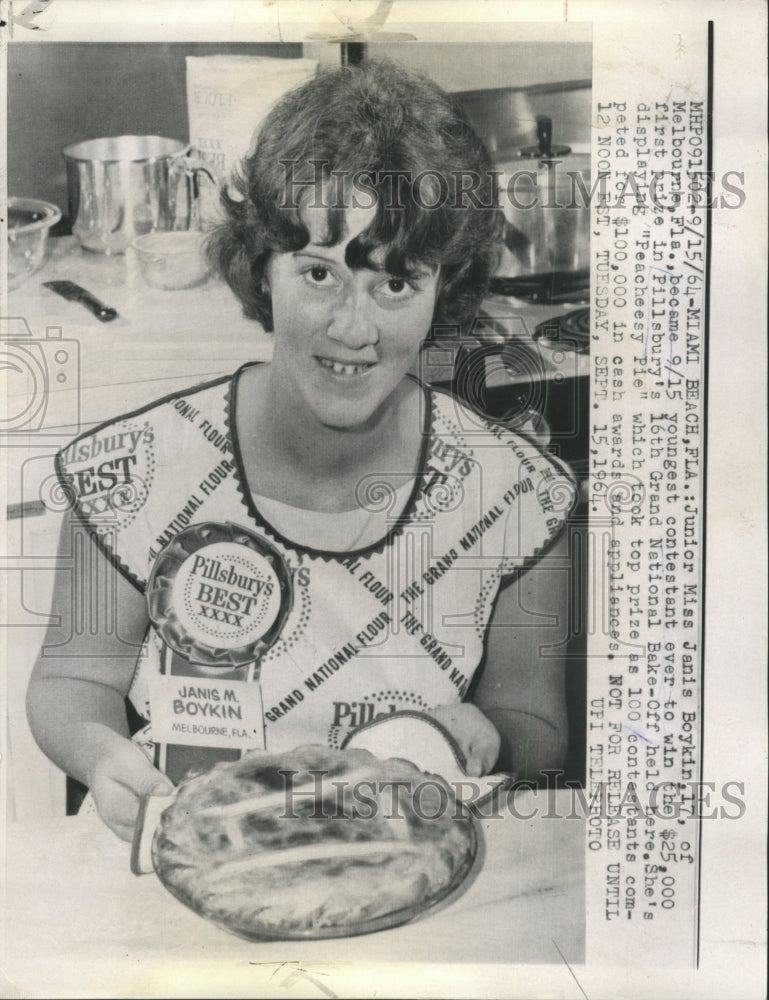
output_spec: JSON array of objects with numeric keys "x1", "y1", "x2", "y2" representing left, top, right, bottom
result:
[
  {"x1": 6, "y1": 236, "x2": 268, "y2": 346},
  {"x1": 4, "y1": 236, "x2": 274, "y2": 434},
  {"x1": 1, "y1": 789, "x2": 584, "y2": 998}
]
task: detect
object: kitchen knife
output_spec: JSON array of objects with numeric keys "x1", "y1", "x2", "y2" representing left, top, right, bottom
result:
[{"x1": 43, "y1": 280, "x2": 119, "y2": 322}]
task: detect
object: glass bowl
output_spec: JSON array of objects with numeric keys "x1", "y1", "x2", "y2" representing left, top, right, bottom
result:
[
  {"x1": 7, "y1": 197, "x2": 62, "y2": 290},
  {"x1": 132, "y1": 230, "x2": 210, "y2": 290}
]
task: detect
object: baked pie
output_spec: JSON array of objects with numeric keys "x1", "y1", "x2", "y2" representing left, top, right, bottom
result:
[{"x1": 151, "y1": 744, "x2": 477, "y2": 939}]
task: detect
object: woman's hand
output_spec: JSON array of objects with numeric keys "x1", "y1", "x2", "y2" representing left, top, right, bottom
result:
[
  {"x1": 27, "y1": 519, "x2": 165, "y2": 840},
  {"x1": 87, "y1": 736, "x2": 175, "y2": 842},
  {"x1": 426, "y1": 704, "x2": 501, "y2": 777}
]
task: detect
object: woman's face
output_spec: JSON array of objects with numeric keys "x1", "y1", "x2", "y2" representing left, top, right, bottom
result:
[{"x1": 266, "y1": 204, "x2": 439, "y2": 431}]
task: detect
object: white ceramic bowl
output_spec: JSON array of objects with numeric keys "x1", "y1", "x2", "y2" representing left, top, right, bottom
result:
[
  {"x1": 7, "y1": 197, "x2": 62, "y2": 289},
  {"x1": 132, "y1": 231, "x2": 210, "y2": 290}
]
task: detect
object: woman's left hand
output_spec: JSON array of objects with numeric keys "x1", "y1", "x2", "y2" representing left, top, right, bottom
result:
[{"x1": 426, "y1": 704, "x2": 501, "y2": 777}]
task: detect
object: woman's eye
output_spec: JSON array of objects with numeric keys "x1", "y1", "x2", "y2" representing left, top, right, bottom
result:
[
  {"x1": 303, "y1": 265, "x2": 336, "y2": 288},
  {"x1": 379, "y1": 276, "x2": 416, "y2": 299}
]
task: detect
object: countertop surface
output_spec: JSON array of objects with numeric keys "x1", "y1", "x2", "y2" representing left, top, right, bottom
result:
[
  {"x1": 4, "y1": 237, "x2": 273, "y2": 431},
  {"x1": 2, "y1": 789, "x2": 584, "y2": 999},
  {"x1": 6, "y1": 236, "x2": 269, "y2": 347}
]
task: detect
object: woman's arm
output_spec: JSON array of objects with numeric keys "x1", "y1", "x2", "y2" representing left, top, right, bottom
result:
[
  {"x1": 26, "y1": 518, "x2": 173, "y2": 839},
  {"x1": 471, "y1": 532, "x2": 571, "y2": 780}
]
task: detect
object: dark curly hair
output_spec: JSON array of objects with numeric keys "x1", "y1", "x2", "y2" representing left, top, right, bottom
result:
[{"x1": 206, "y1": 59, "x2": 503, "y2": 333}]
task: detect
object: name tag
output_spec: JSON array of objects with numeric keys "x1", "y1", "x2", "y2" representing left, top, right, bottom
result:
[{"x1": 147, "y1": 673, "x2": 266, "y2": 750}]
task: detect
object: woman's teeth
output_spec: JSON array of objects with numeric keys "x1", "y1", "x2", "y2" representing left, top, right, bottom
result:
[{"x1": 319, "y1": 358, "x2": 374, "y2": 376}]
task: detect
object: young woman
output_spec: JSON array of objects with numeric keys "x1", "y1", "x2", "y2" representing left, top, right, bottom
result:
[{"x1": 27, "y1": 61, "x2": 575, "y2": 841}]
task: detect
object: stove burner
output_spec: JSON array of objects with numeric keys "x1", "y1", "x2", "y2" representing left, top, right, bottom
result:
[{"x1": 533, "y1": 308, "x2": 590, "y2": 354}]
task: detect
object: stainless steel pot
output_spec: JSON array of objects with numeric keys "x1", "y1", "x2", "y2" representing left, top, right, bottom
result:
[
  {"x1": 498, "y1": 116, "x2": 591, "y2": 280},
  {"x1": 63, "y1": 135, "x2": 217, "y2": 254}
]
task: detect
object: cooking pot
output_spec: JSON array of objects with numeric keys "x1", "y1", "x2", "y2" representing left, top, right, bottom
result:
[
  {"x1": 496, "y1": 115, "x2": 591, "y2": 282},
  {"x1": 63, "y1": 135, "x2": 218, "y2": 254}
]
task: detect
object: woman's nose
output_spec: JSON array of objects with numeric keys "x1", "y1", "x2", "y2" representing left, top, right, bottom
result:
[{"x1": 326, "y1": 289, "x2": 379, "y2": 348}]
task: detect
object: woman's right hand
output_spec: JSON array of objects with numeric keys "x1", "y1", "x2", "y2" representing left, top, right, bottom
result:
[
  {"x1": 27, "y1": 519, "x2": 166, "y2": 841},
  {"x1": 87, "y1": 737, "x2": 175, "y2": 842}
]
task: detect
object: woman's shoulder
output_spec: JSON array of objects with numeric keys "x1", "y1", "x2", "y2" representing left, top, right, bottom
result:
[
  {"x1": 56, "y1": 368, "x2": 243, "y2": 472},
  {"x1": 52, "y1": 367, "x2": 249, "y2": 590}
]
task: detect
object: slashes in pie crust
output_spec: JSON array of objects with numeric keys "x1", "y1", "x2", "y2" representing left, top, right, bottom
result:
[{"x1": 151, "y1": 745, "x2": 477, "y2": 939}]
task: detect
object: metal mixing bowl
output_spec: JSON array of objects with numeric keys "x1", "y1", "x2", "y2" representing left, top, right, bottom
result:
[{"x1": 7, "y1": 197, "x2": 62, "y2": 290}]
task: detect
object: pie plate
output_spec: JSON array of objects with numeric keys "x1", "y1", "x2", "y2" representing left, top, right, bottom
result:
[
  {"x1": 157, "y1": 813, "x2": 480, "y2": 942},
  {"x1": 132, "y1": 750, "x2": 483, "y2": 941}
]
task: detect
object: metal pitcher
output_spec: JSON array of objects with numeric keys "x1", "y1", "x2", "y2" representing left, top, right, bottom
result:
[{"x1": 63, "y1": 135, "x2": 218, "y2": 254}]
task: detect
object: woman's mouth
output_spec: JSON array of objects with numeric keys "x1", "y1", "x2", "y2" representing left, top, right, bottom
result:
[{"x1": 317, "y1": 357, "x2": 376, "y2": 376}]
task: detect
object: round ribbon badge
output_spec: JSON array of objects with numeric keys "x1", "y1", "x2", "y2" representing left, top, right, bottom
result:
[{"x1": 147, "y1": 523, "x2": 293, "y2": 667}]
